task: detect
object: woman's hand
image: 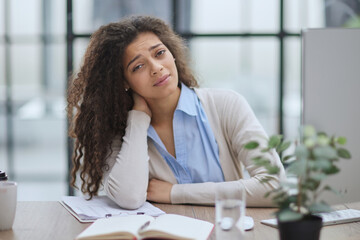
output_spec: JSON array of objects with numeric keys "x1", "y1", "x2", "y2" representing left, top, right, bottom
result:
[
  {"x1": 132, "y1": 91, "x2": 152, "y2": 117},
  {"x1": 147, "y1": 179, "x2": 173, "y2": 204}
]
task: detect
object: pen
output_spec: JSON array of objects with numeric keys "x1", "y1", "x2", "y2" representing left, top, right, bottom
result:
[
  {"x1": 105, "y1": 212, "x2": 144, "y2": 218},
  {"x1": 139, "y1": 221, "x2": 150, "y2": 231}
]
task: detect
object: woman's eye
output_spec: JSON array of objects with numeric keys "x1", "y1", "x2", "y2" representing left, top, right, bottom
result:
[
  {"x1": 156, "y1": 50, "x2": 166, "y2": 57},
  {"x1": 132, "y1": 64, "x2": 143, "y2": 72}
]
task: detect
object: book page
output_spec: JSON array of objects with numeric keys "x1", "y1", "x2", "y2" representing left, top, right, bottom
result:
[
  {"x1": 76, "y1": 215, "x2": 154, "y2": 240},
  {"x1": 140, "y1": 214, "x2": 214, "y2": 240}
]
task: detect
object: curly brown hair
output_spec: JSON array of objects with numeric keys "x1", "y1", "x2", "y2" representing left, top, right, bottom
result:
[{"x1": 67, "y1": 15, "x2": 198, "y2": 198}]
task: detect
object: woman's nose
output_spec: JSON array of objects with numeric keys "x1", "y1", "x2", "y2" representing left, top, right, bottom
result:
[{"x1": 150, "y1": 60, "x2": 163, "y2": 75}]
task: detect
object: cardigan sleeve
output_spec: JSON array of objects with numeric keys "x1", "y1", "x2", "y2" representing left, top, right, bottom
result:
[
  {"x1": 170, "y1": 90, "x2": 286, "y2": 207},
  {"x1": 103, "y1": 110, "x2": 151, "y2": 209}
]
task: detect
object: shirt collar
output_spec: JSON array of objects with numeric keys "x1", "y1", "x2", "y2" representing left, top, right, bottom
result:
[{"x1": 176, "y1": 83, "x2": 198, "y2": 117}]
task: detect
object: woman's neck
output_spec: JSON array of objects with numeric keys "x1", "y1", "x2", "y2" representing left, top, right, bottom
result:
[{"x1": 146, "y1": 87, "x2": 181, "y2": 126}]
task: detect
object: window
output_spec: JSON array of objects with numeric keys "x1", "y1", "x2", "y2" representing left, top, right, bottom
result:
[
  {"x1": 1, "y1": 0, "x2": 359, "y2": 199},
  {"x1": 1, "y1": 0, "x2": 67, "y2": 200}
]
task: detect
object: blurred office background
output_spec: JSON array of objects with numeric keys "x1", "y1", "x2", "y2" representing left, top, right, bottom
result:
[{"x1": 0, "y1": 0, "x2": 359, "y2": 201}]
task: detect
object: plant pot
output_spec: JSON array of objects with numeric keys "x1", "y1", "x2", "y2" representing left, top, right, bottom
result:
[{"x1": 278, "y1": 215, "x2": 323, "y2": 240}]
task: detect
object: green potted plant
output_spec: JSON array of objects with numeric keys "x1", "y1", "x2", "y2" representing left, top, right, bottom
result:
[{"x1": 244, "y1": 125, "x2": 351, "y2": 240}]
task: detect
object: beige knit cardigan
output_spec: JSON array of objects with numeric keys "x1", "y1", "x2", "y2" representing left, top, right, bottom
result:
[{"x1": 103, "y1": 88, "x2": 286, "y2": 209}]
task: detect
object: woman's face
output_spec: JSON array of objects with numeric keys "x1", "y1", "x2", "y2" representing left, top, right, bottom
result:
[{"x1": 123, "y1": 32, "x2": 179, "y2": 101}]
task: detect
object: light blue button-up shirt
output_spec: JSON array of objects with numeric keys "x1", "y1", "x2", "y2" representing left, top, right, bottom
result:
[{"x1": 147, "y1": 83, "x2": 225, "y2": 184}]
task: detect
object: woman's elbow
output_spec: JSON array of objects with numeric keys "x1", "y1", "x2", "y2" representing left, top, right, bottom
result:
[
  {"x1": 113, "y1": 194, "x2": 146, "y2": 209},
  {"x1": 104, "y1": 181, "x2": 147, "y2": 209}
]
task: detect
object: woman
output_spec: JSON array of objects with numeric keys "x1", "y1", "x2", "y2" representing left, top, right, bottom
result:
[{"x1": 67, "y1": 15, "x2": 285, "y2": 209}]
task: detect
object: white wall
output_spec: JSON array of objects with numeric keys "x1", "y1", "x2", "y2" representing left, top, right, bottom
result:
[{"x1": 303, "y1": 28, "x2": 360, "y2": 204}]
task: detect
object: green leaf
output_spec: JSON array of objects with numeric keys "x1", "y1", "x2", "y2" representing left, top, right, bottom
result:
[
  {"x1": 309, "y1": 202, "x2": 332, "y2": 213},
  {"x1": 252, "y1": 156, "x2": 264, "y2": 161},
  {"x1": 260, "y1": 177, "x2": 273, "y2": 184},
  {"x1": 304, "y1": 178, "x2": 320, "y2": 191},
  {"x1": 304, "y1": 125, "x2": 316, "y2": 138},
  {"x1": 317, "y1": 132, "x2": 328, "y2": 137},
  {"x1": 313, "y1": 146, "x2": 337, "y2": 159},
  {"x1": 323, "y1": 165, "x2": 340, "y2": 175},
  {"x1": 295, "y1": 145, "x2": 309, "y2": 159},
  {"x1": 317, "y1": 135, "x2": 330, "y2": 146},
  {"x1": 261, "y1": 148, "x2": 271, "y2": 153},
  {"x1": 277, "y1": 141, "x2": 291, "y2": 153},
  {"x1": 282, "y1": 155, "x2": 294, "y2": 163},
  {"x1": 269, "y1": 135, "x2": 282, "y2": 149},
  {"x1": 287, "y1": 158, "x2": 307, "y2": 176},
  {"x1": 252, "y1": 156, "x2": 263, "y2": 161},
  {"x1": 253, "y1": 157, "x2": 270, "y2": 166},
  {"x1": 244, "y1": 141, "x2": 259, "y2": 149},
  {"x1": 266, "y1": 165, "x2": 280, "y2": 175},
  {"x1": 287, "y1": 195, "x2": 299, "y2": 204},
  {"x1": 337, "y1": 148, "x2": 351, "y2": 159},
  {"x1": 310, "y1": 173, "x2": 327, "y2": 181},
  {"x1": 272, "y1": 192, "x2": 288, "y2": 202},
  {"x1": 337, "y1": 137, "x2": 347, "y2": 145},
  {"x1": 314, "y1": 158, "x2": 332, "y2": 170},
  {"x1": 277, "y1": 209, "x2": 303, "y2": 222},
  {"x1": 304, "y1": 138, "x2": 316, "y2": 148},
  {"x1": 323, "y1": 185, "x2": 340, "y2": 195},
  {"x1": 264, "y1": 191, "x2": 271, "y2": 198},
  {"x1": 307, "y1": 160, "x2": 316, "y2": 169}
]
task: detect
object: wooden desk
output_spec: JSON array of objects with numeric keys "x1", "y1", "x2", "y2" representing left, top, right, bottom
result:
[{"x1": 0, "y1": 202, "x2": 359, "y2": 240}]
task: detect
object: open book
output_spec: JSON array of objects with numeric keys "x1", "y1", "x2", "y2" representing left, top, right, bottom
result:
[{"x1": 76, "y1": 214, "x2": 214, "y2": 240}]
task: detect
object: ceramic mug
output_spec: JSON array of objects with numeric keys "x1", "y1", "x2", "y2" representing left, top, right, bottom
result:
[{"x1": 0, "y1": 181, "x2": 17, "y2": 231}]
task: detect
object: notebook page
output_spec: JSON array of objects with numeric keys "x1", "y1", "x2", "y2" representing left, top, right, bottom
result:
[{"x1": 61, "y1": 196, "x2": 165, "y2": 221}]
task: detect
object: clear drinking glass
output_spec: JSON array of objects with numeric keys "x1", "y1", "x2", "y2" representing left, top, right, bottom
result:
[{"x1": 215, "y1": 185, "x2": 246, "y2": 239}]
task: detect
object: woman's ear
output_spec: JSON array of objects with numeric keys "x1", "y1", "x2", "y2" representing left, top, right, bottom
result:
[{"x1": 124, "y1": 82, "x2": 130, "y2": 92}]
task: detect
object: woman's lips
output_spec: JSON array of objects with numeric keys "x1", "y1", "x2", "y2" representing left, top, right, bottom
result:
[{"x1": 154, "y1": 74, "x2": 170, "y2": 86}]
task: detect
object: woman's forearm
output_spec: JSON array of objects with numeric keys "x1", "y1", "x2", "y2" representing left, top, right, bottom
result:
[{"x1": 103, "y1": 110, "x2": 151, "y2": 209}]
